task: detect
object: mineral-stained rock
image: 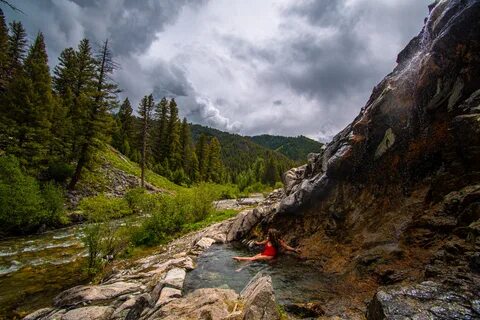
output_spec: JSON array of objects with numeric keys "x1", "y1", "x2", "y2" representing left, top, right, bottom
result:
[
  {"x1": 283, "y1": 165, "x2": 306, "y2": 196},
  {"x1": 53, "y1": 282, "x2": 141, "y2": 307},
  {"x1": 241, "y1": 272, "x2": 280, "y2": 320},
  {"x1": 150, "y1": 288, "x2": 239, "y2": 319},
  {"x1": 61, "y1": 306, "x2": 114, "y2": 320},
  {"x1": 366, "y1": 281, "x2": 480, "y2": 320}
]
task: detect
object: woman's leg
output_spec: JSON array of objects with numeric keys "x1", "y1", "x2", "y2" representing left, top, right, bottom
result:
[{"x1": 233, "y1": 254, "x2": 273, "y2": 261}]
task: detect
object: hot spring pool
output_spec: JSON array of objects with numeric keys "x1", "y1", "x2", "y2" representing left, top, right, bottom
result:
[{"x1": 183, "y1": 243, "x2": 336, "y2": 306}]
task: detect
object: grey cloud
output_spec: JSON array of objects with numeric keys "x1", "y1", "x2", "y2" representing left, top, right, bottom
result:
[{"x1": 4, "y1": 0, "x2": 431, "y2": 143}]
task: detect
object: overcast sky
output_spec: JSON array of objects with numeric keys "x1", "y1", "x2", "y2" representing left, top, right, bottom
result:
[{"x1": 4, "y1": 0, "x2": 429, "y2": 141}]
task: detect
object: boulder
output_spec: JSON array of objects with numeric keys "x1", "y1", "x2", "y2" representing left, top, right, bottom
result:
[
  {"x1": 241, "y1": 272, "x2": 280, "y2": 320},
  {"x1": 61, "y1": 306, "x2": 114, "y2": 320},
  {"x1": 53, "y1": 282, "x2": 141, "y2": 307},
  {"x1": 151, "y1": 288, "x2": 239, "y2": 320},
  {"x1": 227, "y1": 207, "x2": 274, "y2": 242},
  {"x1": 163, "y1": 267, "x2": 186, "y2": 289}
]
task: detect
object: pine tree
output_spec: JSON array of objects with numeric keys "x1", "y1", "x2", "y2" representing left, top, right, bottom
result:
[
  {"x1": 8, "y1": 32, "x2": 54, "y2": 170},
  {"x1": 53, "y1": 47, "x2": 77, "y2": 95},
  {"x1": 154, "y1": 97, "x2": 168, "y2": 162},
  {"x1": 196, "y1": 134, "x2": 209, "y2": 181},
  {"x1": 139, "y1": 94, "x2": 154, "y2": 187},
  {"x1": 206, "y1": 137, "x2": 223, "y2": 183},
  {"x1": 69, "y1": 39, "x2": 118, "y2": 190},
  {"x1": 7, "y1": 21, "x2": 27, "y2": 76},
  {"x1": 263, "y1": 154, "x2": 279, "y2": 186},
  {"x1": 115, "y1": 98, "x2": 134, "y2": 156},
  {"x1": 0, "y1": 9, "x2": 9, "y2": 90},
  {"x1": 52, "y1": 39, "x2": 96, "y2": 160},
  {"x1": 167, "y1": 98, "x2": 181, "y2": 169}
]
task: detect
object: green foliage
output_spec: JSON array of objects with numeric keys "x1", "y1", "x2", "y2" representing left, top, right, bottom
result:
[
  {"x1": 131, "y1": 183, "x2": 220, "y2": 246},
  {"x1": 79, "y1": 194, "x2": 131, "y2": 221},
  {"x1": 81, "y1": 218, "x2": 131, "y2": 275},
  {"x1": 0, "y1": 155, "x2": 66, "y2": 234},
  {"x1": 46, "y1": 161, "x2": 74, "y2": 183}
]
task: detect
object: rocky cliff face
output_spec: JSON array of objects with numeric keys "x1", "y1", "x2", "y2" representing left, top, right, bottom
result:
[{"x1": 261, "y1": 0, "x2": 480, "y2": 318}]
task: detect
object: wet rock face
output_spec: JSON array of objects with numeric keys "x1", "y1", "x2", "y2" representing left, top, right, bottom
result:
[{"x1": 366, "y1": 281, "x2": 480, "y2": 320}]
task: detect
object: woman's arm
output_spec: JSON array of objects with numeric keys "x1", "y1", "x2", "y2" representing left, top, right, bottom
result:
[
  {"x1": 254, "y1": 239, "x2": 268, "y2": 245},
  {"x1": 280, "y1": 240, "x2": 301, "y2": 253}
]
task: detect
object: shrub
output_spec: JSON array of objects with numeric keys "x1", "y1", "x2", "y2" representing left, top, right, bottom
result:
[
  {"x1": 81, "y1": 219, "x2": 131, "y2": 275},
  {"x1": 42, "y1": 181, "x2": 67, "y2": 225},
  {"x1": 0, "y1": 155, "x2": 66, "y2": 234},
  {"x1": 79, "y1": 194, "x2": 131, "y2": 221}
]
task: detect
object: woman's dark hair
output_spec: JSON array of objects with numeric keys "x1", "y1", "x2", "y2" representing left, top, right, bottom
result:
[{"x1": 267, "y1": 228, "x2": 281, "y2": 250}]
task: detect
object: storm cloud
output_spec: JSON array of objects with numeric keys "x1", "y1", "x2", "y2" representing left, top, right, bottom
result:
[{"x1": 4, "y1": 0, "x2": 429, "y2": 141}]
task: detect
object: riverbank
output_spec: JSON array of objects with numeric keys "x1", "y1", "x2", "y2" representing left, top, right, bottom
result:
[{"x1": 22, "y1": 190, "x2": 285, "y2": 320}]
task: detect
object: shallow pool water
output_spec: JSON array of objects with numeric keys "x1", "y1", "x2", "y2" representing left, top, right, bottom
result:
[{"x1": 184, "y1": 243, "x2": 336, "y2": 306}]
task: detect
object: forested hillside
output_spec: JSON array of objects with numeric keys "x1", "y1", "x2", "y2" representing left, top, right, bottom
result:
[
  {"x1": 190, "y1": 124, "x2": 294, "y2": 188},
  {"x1": 0, "y1": 9, "x2": 300, "y2": 236},
  {"x1": 249, "y1": 134, "x2": 323, "y2": 162}
]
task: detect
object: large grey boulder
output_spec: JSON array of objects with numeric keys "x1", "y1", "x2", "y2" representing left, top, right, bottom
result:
[
  {"x1": 53, "y1": 281, "x2": 141, "y2": 307},
  {"x1": 241, "y1": 272, "x2": 280, "y2": 320}
]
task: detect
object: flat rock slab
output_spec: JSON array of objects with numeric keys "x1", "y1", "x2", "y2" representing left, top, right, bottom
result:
[
  {"x1": 163, "y1": 267, "x2": 186, "y2": 289},
  {"x1": 54, "y1": 281, "x2": 141, "y2": 307},
  {"x1": 196, "y1": 237, "x2": 216, "y2": 249},
  {"x1": 61, "y1": 306, "x2": 114, "y2": 320}
]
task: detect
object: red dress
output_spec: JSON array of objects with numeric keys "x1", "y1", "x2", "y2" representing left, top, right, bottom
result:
[{"x1": 262, "y1": 242, "x2": 277, "y2": 257}]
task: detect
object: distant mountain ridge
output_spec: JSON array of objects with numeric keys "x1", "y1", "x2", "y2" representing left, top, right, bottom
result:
[
  {"x1": 189, "y1": 124, "x2": 296, "y2": 176},
  {"x1": 248, "y1": 134, "x2": 323, "y2": 162}
]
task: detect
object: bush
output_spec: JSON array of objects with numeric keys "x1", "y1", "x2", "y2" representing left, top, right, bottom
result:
[
  {"x1": 124, "y1": 187, "x2": 155, "y2": 214},
  {"x1": 42, "y1": 181, "x2": 67, "y2": 225},
  {"x1": 0, "y1": 155, "x2": 66, "y2": 234},
  {"x1": 79, "y1": 194, "x2": 131, "y2": 221},
  {"x1": 132, "y1": 184, "x2": 217, "y2": 246},
  {"x1": 81, "y1": 219, "x2": 131, "y2": 275},
  {"x1": 132, "y1": 195, "x2": 186, "y2": 246}
]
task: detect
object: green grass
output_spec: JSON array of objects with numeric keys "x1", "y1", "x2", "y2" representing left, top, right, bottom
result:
[
  {"x1": 182, "y1": 209, "x2": 240, "y2": 232},
  {"x1": 102, "y1": 145, "x2": 184, "y2": 192}
]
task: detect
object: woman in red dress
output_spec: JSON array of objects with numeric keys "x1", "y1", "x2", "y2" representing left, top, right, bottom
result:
[{"x1": 233, "y1": 228, "x2": 301, "y2": 261}]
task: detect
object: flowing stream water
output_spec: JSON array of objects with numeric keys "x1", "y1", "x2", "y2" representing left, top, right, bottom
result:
[{"x1": 0, "y1": 224, "x2": 91, "y2": 318}]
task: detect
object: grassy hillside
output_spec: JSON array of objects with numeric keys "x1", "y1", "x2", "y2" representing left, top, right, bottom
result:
[
  {"x1": 249, "y1": 134, "x2": 323, "y2": 162},
  {"x1": 190, "y1": 124, "x2": 295, "y2": 175}
]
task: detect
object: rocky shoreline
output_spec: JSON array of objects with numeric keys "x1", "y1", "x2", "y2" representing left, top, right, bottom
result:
[{"x1": 24, "y1": 191, "x2": 284, "y2": 320}]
